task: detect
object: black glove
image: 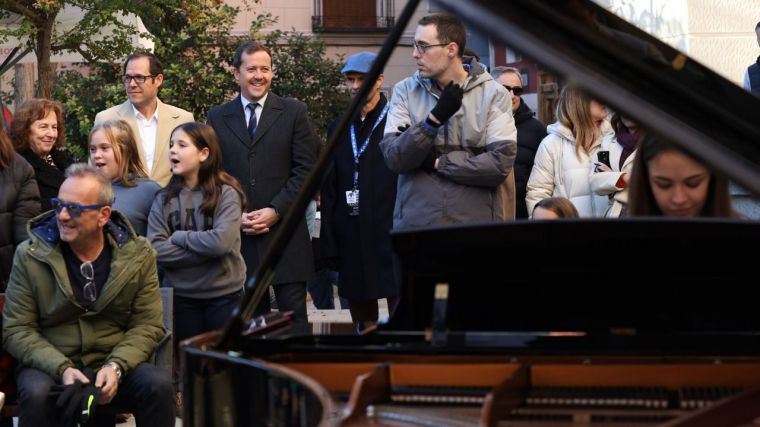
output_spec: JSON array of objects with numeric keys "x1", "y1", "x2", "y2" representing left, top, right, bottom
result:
[
  {"x1": 51, "y1": 380, "x2": 84, "y2": 427},
  {"x1": 428, "y1": 81, "x2": 463, "y2": 127},
  {"x1": 79, "y1": 382, "x2": 101, "y2": 426},
  {"x1": 421, "y1": 148, "x2": 436, "y2": 173},
  {"x1": 49, "y1": 368, "x2": 100, "y2": 427},
  {"x1": 395, "y1": 124, "x2": 410, "y2": 136}
]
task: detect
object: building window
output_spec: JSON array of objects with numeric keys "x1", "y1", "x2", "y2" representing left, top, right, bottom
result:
[
  {"x1": 313, "y1": 0, "x2": 395, "y2": 33},
  {"x1": 506, "y1": 48, "x2": 522, "y2": 64}
]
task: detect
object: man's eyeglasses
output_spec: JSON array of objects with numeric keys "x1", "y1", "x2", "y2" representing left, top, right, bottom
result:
[
  {"x1": 503, "y1": 85, "x2": 524, "y2": 96},
  {"x1": 123, "y1": 74, "x2": 157, "y2": 84},
  {"x1": 412, "y1": 41, "x2": 449, "y2": 54},
  {"x1": 51, "y1": 198, "x2": 104, "y2": 218},
  {"x1": 80, "y1": 261, "x2": 97, "y2": 303}
]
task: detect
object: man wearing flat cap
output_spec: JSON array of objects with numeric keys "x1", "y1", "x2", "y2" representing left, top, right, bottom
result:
[{"x1": 321, "y1": 52, "x2": 399, "y2": 330}]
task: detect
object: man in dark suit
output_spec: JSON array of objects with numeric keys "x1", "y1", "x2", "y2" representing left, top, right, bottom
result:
[{"x1": 207, "y1": 41, "x2": 316, "y2": 333}]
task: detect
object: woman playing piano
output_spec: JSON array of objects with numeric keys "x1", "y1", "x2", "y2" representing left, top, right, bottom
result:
[{"x1": 627, "y1": 134, "x2": 736, "y2": 217}]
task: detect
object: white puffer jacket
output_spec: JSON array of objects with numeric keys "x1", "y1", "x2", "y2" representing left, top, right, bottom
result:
[
  {"x1": 589, "y1": 137, "x2": 637, "y2": 218},
  {"x1": 526, "y1": 121, "x2": 614, "y2": 217}
]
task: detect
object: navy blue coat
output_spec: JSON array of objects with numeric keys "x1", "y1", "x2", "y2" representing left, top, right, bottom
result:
[
  {"x1": 513, "y1": 100, "x2": 547, "y2": 219},
  {"x1": 207, "y1": 93, "x2": 316, "y2": 284},
  {"x1": 321, "y1": 95, "x2": 398, "y2": 300}
]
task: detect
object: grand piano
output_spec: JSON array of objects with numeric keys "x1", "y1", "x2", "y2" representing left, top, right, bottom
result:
[{"x1": 180, "y1": 0, "x2": 760, "y2": 426}]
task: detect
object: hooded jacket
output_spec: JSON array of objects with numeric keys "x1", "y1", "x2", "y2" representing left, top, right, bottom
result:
[
  {"x1": 381, "y1": 59, "x2": 517, "y2": 229},
  {"x1": 526, "y1": 120, "x2": 614, "y2": 217},
  {"x1": 2, "y1": 210, "x2": 164, "y2": 381}
]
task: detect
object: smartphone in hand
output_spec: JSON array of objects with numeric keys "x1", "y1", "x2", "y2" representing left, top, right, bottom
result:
[{"x1": 597, "y1": 150, "x2": 611, "y2": 168}]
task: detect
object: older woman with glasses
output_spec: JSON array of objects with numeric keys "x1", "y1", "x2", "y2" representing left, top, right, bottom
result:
[{"x1": 11, "y1": 98, "x2": 73, "y2": 212}]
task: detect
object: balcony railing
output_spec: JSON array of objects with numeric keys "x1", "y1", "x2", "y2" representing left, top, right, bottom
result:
[{"x1": 312, "y1": 0, "x2": 395, "y2": 33}]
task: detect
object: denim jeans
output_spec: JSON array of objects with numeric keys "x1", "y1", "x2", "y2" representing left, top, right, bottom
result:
[
  {"x1": 17, "y1": 363, "x2": 175, "y2": 427},
  {"x1": 174, "y1": 290, "x2": 243, "y2": 344}
]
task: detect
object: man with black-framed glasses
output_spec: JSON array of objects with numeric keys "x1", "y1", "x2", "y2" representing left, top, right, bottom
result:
[
  {"x1": 381, "y1": 14, "x2": 517, "y2": 229},
  {"x1": 3, "y1": 163, "x2": 174, "y2": 426},
  {"x1": 95, "y1": 52, "x2": 194, "y2": 186}
]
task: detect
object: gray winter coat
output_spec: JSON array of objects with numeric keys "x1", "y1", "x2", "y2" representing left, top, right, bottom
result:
[{"x1": 381, "y1": 60, "x2": 517, "y2": 229}]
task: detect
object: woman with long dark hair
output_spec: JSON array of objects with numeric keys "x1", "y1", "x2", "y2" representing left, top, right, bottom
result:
[
  {"x1": 147, "y1": 122, "x2": 247, "y2": 343},
  {"x1": 627, "y1": 135, "x2": 736, "y2": 218}
]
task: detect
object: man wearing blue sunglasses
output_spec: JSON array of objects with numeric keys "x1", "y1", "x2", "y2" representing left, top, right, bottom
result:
[{"x1": 3, "y1": 163, "x2": 174, "y2": 426}]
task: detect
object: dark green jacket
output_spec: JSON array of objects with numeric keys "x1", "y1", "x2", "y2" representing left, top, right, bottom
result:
[{"x1": 2, "y1": 210, "x2": 164, "y2": 381}]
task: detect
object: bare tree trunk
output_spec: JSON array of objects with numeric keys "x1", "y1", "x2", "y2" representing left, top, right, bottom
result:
[
  {"x1": 14, "y1": 63, "x2": 36, "y2": 109},
  {"x1": 35, "y1": 18, "x2": 56, "y2": 99}
]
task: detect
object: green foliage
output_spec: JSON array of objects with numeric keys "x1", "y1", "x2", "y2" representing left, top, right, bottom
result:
[
  {"x1": 49, "y1": 0, "x2": 347, "y2": 156},
  {"x1": 264, "y1": 29, "x2": 348, "y2": 144},
  {"x1": 0, "y1": 0, "x2": 158, "y2": 98},
  {"x1": 53, "y1": 63, "x2": 123, "y2": 161},
  {"x1": 151, "y1": 1, "x2": 252, "y2": 120}
]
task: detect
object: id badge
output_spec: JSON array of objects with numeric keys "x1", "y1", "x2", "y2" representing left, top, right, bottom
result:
[{"x1": 345, "y1": 190, "x2": 359, "y2": 216}]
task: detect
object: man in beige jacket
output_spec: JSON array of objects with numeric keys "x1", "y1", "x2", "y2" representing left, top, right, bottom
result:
[{"x1": 95, "y1": 52, "x2": 193, "y2": 187}]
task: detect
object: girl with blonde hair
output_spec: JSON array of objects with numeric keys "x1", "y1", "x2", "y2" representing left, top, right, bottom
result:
[
  {"x1": 526, "y1": 84, "x2": 614, "y2": 217},
  {"x1": 89, "y1": 119, "x2": 161, "y2": 235}
]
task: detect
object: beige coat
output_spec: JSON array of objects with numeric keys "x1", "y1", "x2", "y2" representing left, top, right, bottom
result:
[
  {"x1": 500, "y1": 170, "x2": 516, "y2": 220},
  {"x1": 95, "y1": 99, "x2": 194, "y2": 186}
]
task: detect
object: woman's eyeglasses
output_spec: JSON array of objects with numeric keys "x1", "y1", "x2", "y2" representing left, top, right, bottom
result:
[
  {"x1": 503, "y1": 85, "x2": 524, "y2": 96},
  {"x1": 80, "y1": 261, "x2": 97, "y2": 302}
]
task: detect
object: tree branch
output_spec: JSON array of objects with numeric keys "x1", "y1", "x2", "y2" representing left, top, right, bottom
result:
[{"x1": 0, "y1": 0, "x2": 44, "y2": 23}]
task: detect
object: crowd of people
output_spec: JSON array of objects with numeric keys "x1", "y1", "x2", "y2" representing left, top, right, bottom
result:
[{"x1": 0, "y1": 13, "x2": 749, "y2": 427}]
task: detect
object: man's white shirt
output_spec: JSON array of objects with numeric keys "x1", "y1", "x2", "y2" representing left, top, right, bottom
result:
[
  {"x1": 241, "y1": 92, "x2": 268, "y2": 128},
  {"x1": 132, "y1": 103, "x2": 159, "y2": 172}
]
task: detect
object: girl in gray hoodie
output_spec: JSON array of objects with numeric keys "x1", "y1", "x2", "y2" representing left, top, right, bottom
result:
[{"x1": 148, "y1": 122, "x2": 247, "y2": 344}]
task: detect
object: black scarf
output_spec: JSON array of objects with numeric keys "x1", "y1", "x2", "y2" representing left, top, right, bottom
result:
[{"x1": 616, "y1": 123, "x2": 639, "y2": 169}]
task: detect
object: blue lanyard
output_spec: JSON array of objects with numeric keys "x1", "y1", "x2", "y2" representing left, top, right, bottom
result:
[{"x1": 350, "y1": 102, "x2": 389, "y2": 189}]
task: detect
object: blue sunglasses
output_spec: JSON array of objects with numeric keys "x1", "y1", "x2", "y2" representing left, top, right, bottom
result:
[{"x1": 51, "y1": 198, "x2": 104, "y2": 218}]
